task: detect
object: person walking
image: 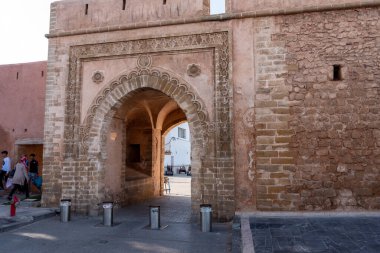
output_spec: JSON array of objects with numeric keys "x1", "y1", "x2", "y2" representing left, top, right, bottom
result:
[
  {"x1": 7, "y1": 156, "x2": 29, "y2": 201},
  {"x1": 0, "y1": 150, "x2": 11, "y2": 190},
  {"x1": 28, "y1": 153, "x2": 39, "y2": 192}
]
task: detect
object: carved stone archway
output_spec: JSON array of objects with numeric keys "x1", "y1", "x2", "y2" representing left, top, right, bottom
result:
[
  {"x1": 80, "y1": 67, "x2": 211, "y2": 216},
  {"x1": 43, "y1": 31, "x2": 234, "y2": 221}
]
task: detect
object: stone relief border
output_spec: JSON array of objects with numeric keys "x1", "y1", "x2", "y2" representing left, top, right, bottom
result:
[
  {"x1": 80, "y1": 67, "x2": 210, "y2": 154},
  {"x1": 64, "y1": 31, "x2": 231, "y2": 158}
]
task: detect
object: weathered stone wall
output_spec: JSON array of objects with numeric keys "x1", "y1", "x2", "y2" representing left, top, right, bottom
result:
[
  {"x1": 42, "y1": 21, "x2": 234, "y2": 219},
  {"x1": 42, "y1": 0, "x2": 380, "y2": 218},
  {"x1": 104, "y1": 117, "x2": 125, "y2": 200},
  {"x1": 255, "y1": 8, "x2": 380, "y2": 210},
  {"x1": 232, "y1": 18, "x2": 256, "y2": 211},
  {"x1": 231, "y1": 0, "x2": 376, "y2": 13},
  {"x1": 51, "y1": 0, "x2": 208, "y2": 34},
  {"x1": 253, "y1": 17, "x2": 297, "y2": 211},
  {"x1": 283, "y1": 8, "x2": 380, "y2": 210},
  {"x1": 254, "y1": 7, "x2": 380, "y2": 211},
  {"x1": 0, "y1": 62, "x2": 46, "y2": 156}
]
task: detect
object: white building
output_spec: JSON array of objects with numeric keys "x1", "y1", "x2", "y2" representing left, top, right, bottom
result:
[{"x1": 164, "y1": 122, "x2": 191, "y2": 173}]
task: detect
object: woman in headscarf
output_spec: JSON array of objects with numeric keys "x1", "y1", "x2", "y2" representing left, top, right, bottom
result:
[{"x1": 7, "y1": 156, "x2": 29, "y2": 201}]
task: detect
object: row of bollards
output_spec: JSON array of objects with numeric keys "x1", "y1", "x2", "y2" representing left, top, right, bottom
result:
[{"x1": 59, "y1": 199, "x2": 212, "y2": 232}]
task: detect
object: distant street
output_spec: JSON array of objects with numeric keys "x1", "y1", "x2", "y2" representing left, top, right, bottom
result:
[{"x1": 164, "y1": 174, "x2": 191, "y2": 197}]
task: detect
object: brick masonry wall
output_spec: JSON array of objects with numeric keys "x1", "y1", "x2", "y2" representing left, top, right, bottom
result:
[
  {"x1": 41, "y1": 36, "x2": 67, "y2": 208},
  {"x1": 43, "y1": 1, "x2": 379, "y2": 215},
  {"x1": 284, "y1": 7, "x2": 380, "y2": 211},
  {"x1": 254, "y1": 17, "x2": 299, "y2": 211}
]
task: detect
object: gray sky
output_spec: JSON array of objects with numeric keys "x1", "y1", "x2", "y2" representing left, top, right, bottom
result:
[{"x1": 0, "y1": 0, "x2": 225, "y2": 65}]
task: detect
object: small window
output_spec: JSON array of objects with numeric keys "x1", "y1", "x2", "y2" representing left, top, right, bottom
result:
[
  {"x1": 16, "y1": 72, "x2": 19, "y2": 79},
  {"x1": 122, "y1": 0, "x2": 126, "y2": 10},
  {"x1": 210, "y1": 0, "x2": 225, "y2": 14},
  {"x1": 178, "y1": 127, "x2": 186, "y2": 139},
  {"x1": 333, "y1": 65, "x2": 342, "y2": 81},
  {"x1": 163, "y1": 0, "x2": 167, "y2": 4},
  {"x1": 41, "y1": 71, "x2": 44, "y2": 77},
  {"x1": 85, "y1": 4, "x2": 89, "y2": 15}
]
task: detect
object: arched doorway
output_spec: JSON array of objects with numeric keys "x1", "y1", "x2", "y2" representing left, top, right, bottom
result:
[
  {"x1": 42, "y1": 32, "x2": 235, "y2": 221},
  {"x1": 101, "y1": 88, "x2": 190, "y2": 206},
  {"x1": 77, "y1": 68, "x2": 212, "y2": 218}
]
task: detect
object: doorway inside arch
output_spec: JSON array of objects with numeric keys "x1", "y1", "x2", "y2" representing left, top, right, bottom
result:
[
  {"x1": 163, "y1": 122, "x2": 191, "y2": 197},
  {"x1": 102, "y1": 88, "x2": 191, "y2": 209}
]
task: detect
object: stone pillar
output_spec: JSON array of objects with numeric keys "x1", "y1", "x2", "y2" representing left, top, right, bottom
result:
[
  {"x1": 152, "y1": 128, "x2": 162, "y2": 196},
  {"x1": 254, "y1": 17, "x2": 298, "y2": 211}
]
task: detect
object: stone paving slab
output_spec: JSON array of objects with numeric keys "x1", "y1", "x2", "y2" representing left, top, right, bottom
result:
[
  {"x1": 0, "y1": 203, "x2": 56, "y2": 233},
  {"x1": 0, "y1": 196, "x2": 232, "y2": 253},
  {"x1": 0, "y1": 175, "x2": 235, "y2": 252},
  {"x1": 250, "y1": 216, "x2": 380, "y2": 253}
]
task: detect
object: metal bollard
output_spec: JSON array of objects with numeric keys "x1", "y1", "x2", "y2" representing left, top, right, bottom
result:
[
  {"x1": 200, "y1": 204, "x2": 212, "y2": 232},
  {"x1": 60, "y1": 199, "x2": 71, "y2": 222},
  {"x1": 149, "y1": 206, "x2": 161, "y2": 229},
  {"x1": 102, "y1": 202, "x2": 114, "y2": 226}
]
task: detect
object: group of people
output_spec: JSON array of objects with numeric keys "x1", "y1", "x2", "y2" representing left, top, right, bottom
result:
[{"x1": 0, "y1": 151, "x2": 40, "y2": 201}]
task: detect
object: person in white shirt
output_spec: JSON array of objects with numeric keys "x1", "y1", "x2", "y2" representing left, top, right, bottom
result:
[{"x1": 0, "y1": 150, "x2": 11, "y2": 190}]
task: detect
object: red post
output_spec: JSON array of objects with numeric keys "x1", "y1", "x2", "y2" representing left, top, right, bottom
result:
[{"x1": 10, "y1": 196, "x2": 19, "y2": 217}]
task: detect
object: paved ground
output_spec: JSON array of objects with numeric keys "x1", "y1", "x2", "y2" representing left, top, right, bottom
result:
[
  {"x1": 4, "y1": 175, "x2": 380, "y2": 253},
  {"x1": 0, "y1": 196, "x2": 232, "y2": 253},
  {"x1": 164, "y1": 174, "x2": 191, "y2": 197},
  {"x1": 250, "y1": 216, "x2": 380, "y2": 253},
  {"x1": 0, "y1": 175, "x2": 234, "y2": 253}
]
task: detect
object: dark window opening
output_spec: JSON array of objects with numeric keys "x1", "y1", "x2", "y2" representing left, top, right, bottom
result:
[
  {"x1": 41, "y1": 71, "x2": 44, "y2": 77},
  {"x1": 178, "y1": 127, "x2": 186, "y2": 139},
  {"x1": 333, "y1": 65, "x2": 342, "y2": 81},
  {"x1": 16, "y1": 72, "x2": 19, "y2": 79},
  {"x1": 122, "y1": 0, "x2": 126, "y2": 10},
  {"x1": 129, "y1": 144, "x2": 141, "y2": 162},
  {"x1": 85, "y1": 4, "x2": 88, "y2": 15},
  {"x1": 163, "y1": 0, "x2": 167, "y2": 4}
]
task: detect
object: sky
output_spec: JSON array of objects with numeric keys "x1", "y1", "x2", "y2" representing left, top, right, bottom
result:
[{"x1": 0, "y1": 0, "x2": 225, "y2": 65}]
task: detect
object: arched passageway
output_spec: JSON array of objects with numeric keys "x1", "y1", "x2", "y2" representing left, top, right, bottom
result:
[
  {"x1": 42, "y1": 31, "x2": 235, "y2": 221},
  {"x1": 102, "y1": 88, "x2": 189, "y2": 206},
  {"x1": 71, "y1": 68, "x2": 216, "y2": 219}
]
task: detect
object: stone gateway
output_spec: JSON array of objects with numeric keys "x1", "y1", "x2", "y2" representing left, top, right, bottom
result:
[{"x1": 42, "y1": 0, "x2": 380, "y2": 221}]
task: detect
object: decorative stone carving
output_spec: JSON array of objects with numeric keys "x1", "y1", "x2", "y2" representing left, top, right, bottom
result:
[
  {"x1": 92, "y1": 71, "x2": 104, "y2": 84},
  {"x1": 137, "y1": 55, "x2": 152, "y2": 69},
  {"x1": 80, "y1": 67, "x2": 210, "y2": 154},
  {"x1": 59, "y1": 31, "x2": 234, "y2": 220},
  {"x1": 243, "y1": 108, "x2": 254, "y2": 128},
  {"x1": 65, "y1": 31, "x2": 231, "y2": 158},
  {"x1": 187, "y1": 64, "x2": 201, "y2": 77}
]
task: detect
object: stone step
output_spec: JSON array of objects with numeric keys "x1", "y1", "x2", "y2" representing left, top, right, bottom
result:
[{"x1": 19, "y1": 199, "x2": 41, "y2": 208}]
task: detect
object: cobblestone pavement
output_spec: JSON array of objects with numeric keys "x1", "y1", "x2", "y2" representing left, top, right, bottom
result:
[{"x1": 250, "y1": 216, "x2": 380, "y2": 253}]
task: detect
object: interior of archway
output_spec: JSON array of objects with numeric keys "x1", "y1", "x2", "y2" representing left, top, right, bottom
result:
[
  {"x1": 102, "y1": 88, "x2": 188, "y2": 205},
  {"x1": 162, "y1": 121, "x2": 191, "y2": 197}
]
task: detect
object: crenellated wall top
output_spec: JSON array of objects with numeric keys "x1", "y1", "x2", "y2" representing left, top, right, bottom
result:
[
  {"x1": 50, "y1": 0, "x2": 209, "y2": 33},
  {"x1": 47, "y1": 0, "x2": 380, "y2": 38},
  {"x1": 230, "y1": 0, "x2": 380, "y2": 13}
]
